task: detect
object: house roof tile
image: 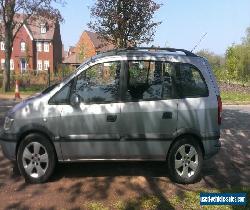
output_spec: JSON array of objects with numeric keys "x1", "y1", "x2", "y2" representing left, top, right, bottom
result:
[{"x1": 85, "y1": 31, "x2": 115, "y2": 52}]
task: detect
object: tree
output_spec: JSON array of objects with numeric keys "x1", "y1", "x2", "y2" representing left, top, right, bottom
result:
[
  {"x1": 242, "y1": 27, "x2": 250, "y2": 45},
  {"x1": 0, "y1": 0, "x2": 64, "y2": 92},
  {"x1": 225, "y1": 46, "x2": 240, "y2": 83},
  {"x1": 88, "y1": 0, "x2": 162, "y2": 48}
]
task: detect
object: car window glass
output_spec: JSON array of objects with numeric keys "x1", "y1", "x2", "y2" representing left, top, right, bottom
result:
[
  {"x1": 50, "y1": 82, "x2": 72, "y2": 104},
  {"x1": 175, "y1": 63, "x2": 208, "y2": 97},
  {"x1": 125, "y1": 61, "x2": 175, "y2": 101},
  {"x1": 75, "y1": 61, "x2": 120, "y2": 104}
]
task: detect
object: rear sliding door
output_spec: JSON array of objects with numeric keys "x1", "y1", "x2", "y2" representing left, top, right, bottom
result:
[{"x1": 119, "y1": 60, "x2": 178, "y2": 160}]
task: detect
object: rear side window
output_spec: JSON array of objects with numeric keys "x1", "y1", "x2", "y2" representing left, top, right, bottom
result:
[
  {"x1": 124, "y1": 61, "x2": 208, "y2": 101},
  {"x1": 175, "y1": 64, "x2": 209, "y2": 98},
  {"x1": 125, "y1": 61, "x2": 175, "y2": 101}
]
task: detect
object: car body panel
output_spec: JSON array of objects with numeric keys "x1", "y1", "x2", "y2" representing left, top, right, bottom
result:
[{"x1": 0, "y1": 49, "x2": 221, "y2": 163}]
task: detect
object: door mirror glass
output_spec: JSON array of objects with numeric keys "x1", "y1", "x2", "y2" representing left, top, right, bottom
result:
[{"x1": 70, "y1": 93, "x2": 81, "y2": 107}]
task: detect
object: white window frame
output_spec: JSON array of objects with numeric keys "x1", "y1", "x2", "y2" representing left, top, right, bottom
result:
[
  {"x1": 10, "y1": 59, "x2": 14, "y2": 70},
  {"x1": 41, "y1": 24, "x2": 47, "y2": 34},
  {"x1": 44, "y1": 42, "x2": 49, "y2": 52},
  {"x1": 1, "y1": 59, "x2": 5, "y2": 70},
  {"x1": 20, "y1": 42, "x2": 26, "y2": 52},
  {"x1": 37, "y1": 42, "x2": 42, "y2": 52},
  {"x1": 37, "y1": 60, "x2": 43, "y2": 71},
  {"x1": 1, "y1": 41, "x2": 5, "y2": 51},
  {"x1": 44, "y1": 60, "x2": 49, "y2": 70}
]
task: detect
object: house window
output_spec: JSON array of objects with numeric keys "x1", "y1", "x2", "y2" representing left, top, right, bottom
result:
[
  {"x1": 1, "y1": 59, "x2": 5, "y2": 70},
  {"x1": 10, "y1": 59, "x2": 14, "y2": 70},
  {"x1": 20, "y1": 42, "x2": 26, "y2": 51},
  {"x1": 20, "y1": 58, "x2": 27, "y2": 72},
  {"x1": 1, "y1": 41, "x2": 5, "y2": 51},
  {"x1": 44, "y1": 60, "x2": 49, "y2": 70},
  {"x1": 41, "y1": 24, "x2": 47, "y2": 34},
  {"x1": 44, "y1": 42, "x2": 49, "y2": 52},
  {"x1": 37, "y1": 60, "x2": 42, "y2": 70},
  {"x1": 37, "y1": 42, "x2": 42, "y2": 52}
]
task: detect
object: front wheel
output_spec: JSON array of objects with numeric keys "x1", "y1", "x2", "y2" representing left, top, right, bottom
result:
[
  {"x1": 17, "y1": 133, "x2": 56, "y2": 184},
  {"x1": 167, "y1": 136, "x2": 203, "y2": 184}
]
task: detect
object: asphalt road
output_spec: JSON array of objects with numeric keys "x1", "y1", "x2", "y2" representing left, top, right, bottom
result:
[{"x1": 0, "y1": 99, "x2": 249, "y2": 209}]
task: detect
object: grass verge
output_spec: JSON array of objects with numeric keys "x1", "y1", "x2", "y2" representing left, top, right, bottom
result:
[
  {"x1": 221, "y1": 91, "x2": 250, "y2": 104},
  {"x1": 86, "y1": 187, "x2": 250, "y2": 210}
]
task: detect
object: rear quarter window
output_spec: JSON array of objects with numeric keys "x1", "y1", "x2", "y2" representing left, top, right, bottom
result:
[{"x1": 175, "y1": 63, "x2": 209, "y2": 98}]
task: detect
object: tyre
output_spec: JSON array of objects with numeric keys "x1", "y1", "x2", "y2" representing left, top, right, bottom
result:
[
  {"x1": 17, "y1": 133, "x2": 56, "y2": 184},
  {"x1": 167, "y1": 136, "x2": 203, "y2": 184}
]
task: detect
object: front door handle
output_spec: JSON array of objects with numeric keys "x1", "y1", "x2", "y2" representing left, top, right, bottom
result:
[
  {"x1": 107, "y1": 115, "x2": 117, "y2": 122},
  {"x1": 162, "y1": 112, "x2": 172, "y2": 119}
]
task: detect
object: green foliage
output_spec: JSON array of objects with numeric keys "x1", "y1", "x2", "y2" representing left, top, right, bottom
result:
[
  {"x1": 221, "y1": 91, "x2": 250, "y2": 104},
  {"x1": 88, "y1": 0, "x2": 162, "y2": 48},
  {"x1": 224, "y1": 28, "x2": 250, "y2": 85},
  {"x1": 225, "y1": 46, "x2": 239, "y2": 82},
  {"x1": 198, "y1": 26, "x2": 250, "y2": 85},
  {"x1": 196, "y1": 49, "x2": 226, "y2": 81}
]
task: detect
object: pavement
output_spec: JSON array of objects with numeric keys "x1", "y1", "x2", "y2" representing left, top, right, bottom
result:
[{"x1": 0, "y1": 99, "x2": 249, "y2": 209}]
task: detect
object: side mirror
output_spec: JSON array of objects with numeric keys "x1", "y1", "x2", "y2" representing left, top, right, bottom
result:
[{"x1": 70, "y1": 93, "x2": 81, "y2": 107}]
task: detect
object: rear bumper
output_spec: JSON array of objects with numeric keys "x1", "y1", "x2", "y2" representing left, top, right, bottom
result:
[
  {"x1": 202, "y1": 137, "x2": 221, "y2": 159},
  {"x1": 0, "y1": 129, "x2": 17, "y2": 161}
]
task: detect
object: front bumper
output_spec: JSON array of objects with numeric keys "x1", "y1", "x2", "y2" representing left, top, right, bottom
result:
[{"x1": 0, "y1": 129, "x2": 17, "y2": 161}]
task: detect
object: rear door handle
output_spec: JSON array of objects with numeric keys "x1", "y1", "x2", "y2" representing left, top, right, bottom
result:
[
  {"x1": 107, "y1": 115, "x2": 117, "y2": 122},
  {"x1": 162, "y1": 112, "x2": 172, "y2": 119}
]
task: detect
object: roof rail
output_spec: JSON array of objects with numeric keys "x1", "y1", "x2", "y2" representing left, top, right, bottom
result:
[{"x1": 101, "y1": 47, "x2": 198, "y2": 57}]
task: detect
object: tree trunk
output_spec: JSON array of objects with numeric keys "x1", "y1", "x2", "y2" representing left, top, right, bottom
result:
[
  {"x1": 2, "y1": 50, "x2": 11, "y2": 92},
  {"x1": 2, "y1": 28, "x2": 13, "y2": 92}
]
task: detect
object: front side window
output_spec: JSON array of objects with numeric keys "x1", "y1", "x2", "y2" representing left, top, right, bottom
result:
[
  {"x1": 74, "y1": 61, "x2": 121, "y2": 104},
  {"x1": 49, "y1": 82, "x2": 72, "y2": 104}
]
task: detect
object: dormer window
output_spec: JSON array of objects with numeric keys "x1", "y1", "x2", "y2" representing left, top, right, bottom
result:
[{"x1": 40, "y1": 23, "x2": 47, "y2": 34}]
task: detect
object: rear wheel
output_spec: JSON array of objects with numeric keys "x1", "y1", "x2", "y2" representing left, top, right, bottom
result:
[
  {"x1": 167, "y1": 136, "x2": 203, "y2": 184},
  {"x1": 17, "y1": 133, "x2": 56, "y2": 184}
]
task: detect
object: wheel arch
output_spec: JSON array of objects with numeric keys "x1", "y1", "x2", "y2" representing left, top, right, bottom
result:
[
  {"x1": 166, "y1": 132, "x2": 205, "y2": 160},
  {"x1": 15, "y1": 124, "x2": 58, "y2": 160}
]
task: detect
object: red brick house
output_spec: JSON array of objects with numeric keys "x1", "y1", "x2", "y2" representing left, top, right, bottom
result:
[
  {"x1": 63, "y1": 31, "x2": 114, "y2": 67},
  {"x1": 0, "y1": 16, "x2": 62, "y2": 74}
]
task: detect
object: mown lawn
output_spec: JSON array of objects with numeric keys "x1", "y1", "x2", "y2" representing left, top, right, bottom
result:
[
  {"x1": 85, "y1": 187, "x2": 249, "y2": 210},
  {"x1": 221, "y1": 91, "x2": 250, "y2": 104}
]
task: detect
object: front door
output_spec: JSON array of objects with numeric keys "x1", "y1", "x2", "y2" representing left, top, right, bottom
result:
[
  {"x1": 59, "y1": 61, "x2": 122, "y2": 160},
  {"x1": 120, "y1": 60, "x2": 178, "y2": 159}
]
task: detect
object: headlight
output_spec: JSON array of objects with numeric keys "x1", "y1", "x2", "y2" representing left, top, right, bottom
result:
[{"x1": 4, "y1": 117, "x2": 14, "y2": 131}]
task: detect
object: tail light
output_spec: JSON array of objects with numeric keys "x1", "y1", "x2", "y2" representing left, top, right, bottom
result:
[{"x1": 217, "y1": 96, "x2": 222, "y2": 125}]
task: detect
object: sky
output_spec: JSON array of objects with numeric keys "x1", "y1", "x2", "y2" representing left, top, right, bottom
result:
[{"x1": 57, "y1": 0, "x2": 250, "y2": 55}]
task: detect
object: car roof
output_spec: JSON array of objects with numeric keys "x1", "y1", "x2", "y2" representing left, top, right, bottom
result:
[{"x1": 93, "y1": 47, "x2": 198, "y2": 60}]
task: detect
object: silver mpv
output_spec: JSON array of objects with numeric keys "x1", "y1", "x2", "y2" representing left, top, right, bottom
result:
[{"x1": 0, "y1": 48, "x2": 222, "y2": 184}]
